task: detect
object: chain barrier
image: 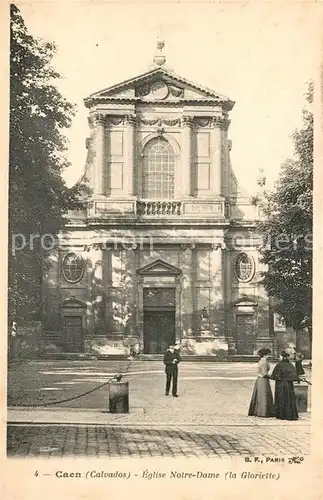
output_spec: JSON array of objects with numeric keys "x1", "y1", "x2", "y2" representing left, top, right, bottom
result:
[
  {"x1": 9, "y1": 361, "x2": 131, "y2": 408},
  {"x1": 299, "y1": 377, "x2": 312, "y2": 385}
]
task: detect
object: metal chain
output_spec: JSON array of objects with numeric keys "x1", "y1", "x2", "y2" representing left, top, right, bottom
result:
[{"x1": 9, "y1": 361, "x2": 131, "y2": 408}]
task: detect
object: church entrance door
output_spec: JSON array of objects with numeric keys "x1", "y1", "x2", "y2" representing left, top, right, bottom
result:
[
  {"x1": 63, "y1": 316, "x2": 83, "y2": 352},
  {"x1": 143, "y1": 311, "x2": 175, "y2": 354},
  {"x1": 235, "y1": 314, "x2": 255, "y2": 355},
  {"x1": 143, "y1": 287, "x2": 176, "y2": 354}
]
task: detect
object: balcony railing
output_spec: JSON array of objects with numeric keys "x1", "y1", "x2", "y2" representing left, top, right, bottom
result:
[
  {"x1": 137, "y1": 200, "x2": 182, "y2": 216},
  {"x1": 86, "y1": 199, "x2": 226, "y2": 220}
]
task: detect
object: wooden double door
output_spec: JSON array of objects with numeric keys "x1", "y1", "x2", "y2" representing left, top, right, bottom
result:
[
  {"x1": 143, "y1": 311, "x2": 175, "y2": 354},
  {"x1": 62, "y1": 316, "x2": 83, "y2": 352},
  {"x1": 235, "y1": 314, "x2": 256, "y2": 355},
  {"x1": 143, "y1": 287, "x2": 176, "y2": 354}
]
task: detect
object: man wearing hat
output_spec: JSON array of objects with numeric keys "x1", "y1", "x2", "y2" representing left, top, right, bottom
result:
[{"x1": 163, "y1": 343, "x2": 180, "y2": 397}]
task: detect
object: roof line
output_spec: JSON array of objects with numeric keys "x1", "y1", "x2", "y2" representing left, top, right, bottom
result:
[{"x1": 86, "y1": 66, "x2": 234, "y2": 103}]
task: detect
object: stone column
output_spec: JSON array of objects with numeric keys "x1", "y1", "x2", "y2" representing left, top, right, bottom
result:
[
  {"x1": 181, "y1": 116, "x2": 193, "y2": 197},
  {"x1": 124, "y1": 115, "x2": 136, "y2": 197},
  {"x1": 210, "y1": 116, "x2": 222, "y2": 196},
  {"x1": 92, "y1": 244, "x2": 105, "y2": 334},
  {"x1": 93, "y1": 113, "x2": 106, "y2": 196}
]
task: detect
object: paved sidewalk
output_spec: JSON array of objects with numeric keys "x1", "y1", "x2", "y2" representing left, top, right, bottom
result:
[
  {"x1": 7, "y1": 406, "x2": 311, "y2": 427},
  {"x1": 7, "y1": 423, "x2": 311, "y2": 458}
]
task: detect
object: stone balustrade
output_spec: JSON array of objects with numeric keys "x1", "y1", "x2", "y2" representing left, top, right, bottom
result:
[
  {"x1": 137, "y1": 200, "x2": 182, "y2": 216},
  {"x1": 84, "y1": 199, "x2": 227, "y2": 221}
]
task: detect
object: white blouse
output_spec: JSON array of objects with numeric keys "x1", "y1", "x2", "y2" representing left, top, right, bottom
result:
[{"x1": 257, "y1": 358, "x2": 270, "y2": 378}]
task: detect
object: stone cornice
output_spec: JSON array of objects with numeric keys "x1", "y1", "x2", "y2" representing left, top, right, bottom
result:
[
  {"x1": 85, "y1": 97, "x2": 233, "y2": 108},
  {"x1": 74, "y1": 219, "x2": 231, "y2": 229}
]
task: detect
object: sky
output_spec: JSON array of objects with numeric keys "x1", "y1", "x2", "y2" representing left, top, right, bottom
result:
[{"x1": 17, "y1": 1, "x2": 318, "y2": 192}]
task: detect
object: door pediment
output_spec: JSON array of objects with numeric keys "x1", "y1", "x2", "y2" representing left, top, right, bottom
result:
[
  {"x1": 137, "y1": 259, "x2": 181, "y2": 276},
  {"x1": 60, "y1": 296, "x2": 86, "y2": 309}
]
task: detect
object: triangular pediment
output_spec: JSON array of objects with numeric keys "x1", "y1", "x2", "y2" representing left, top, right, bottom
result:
[
  {"x1": 84, "y1": 67, "x2": 234, "y2": 108},
  {"x1": 137, "y1": 259, "x2": 181, "y2": 276}
]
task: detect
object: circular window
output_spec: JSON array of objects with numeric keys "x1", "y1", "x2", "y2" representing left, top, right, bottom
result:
[
  {"x1": 234, "y1": 253, "x2": 255, "y2": 282},
  {"x1": 62, "y1": 253, "x2": 84, "y2": 283}
]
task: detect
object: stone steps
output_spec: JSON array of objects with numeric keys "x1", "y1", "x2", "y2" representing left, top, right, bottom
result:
[{"x1": 37, "y1": 353, "x2": 265, "y2": 362}]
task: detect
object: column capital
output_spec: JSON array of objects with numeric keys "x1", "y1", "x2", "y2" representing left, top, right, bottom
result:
[
  {"x1": 211, "y1": 242, "x2": 226, "y2": 251},
  {"x1": 181, "y1": 116, "x2": 194, "y2": 128},
  {"x1": 211, "y1": 116, "x2": 230, "y2": 130},
  {"x1": 93, "y1": 113, "x2": 106, "y2": 126},
  {"x1": 180, "y1": 243, "x2": 191, "y2": 252}
]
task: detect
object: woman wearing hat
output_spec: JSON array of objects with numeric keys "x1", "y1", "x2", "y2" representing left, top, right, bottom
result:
[
  {"x1": 248, "y1": 347, "x2": 275, "y2": 417},
  {"x1": 270, "y1": 350, "x2": 300, "y2": 420}
]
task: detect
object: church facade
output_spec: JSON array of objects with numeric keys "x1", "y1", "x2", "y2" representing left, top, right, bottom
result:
[{"x1": 42, "y1": 44, "x2": 277, "y2": 358}]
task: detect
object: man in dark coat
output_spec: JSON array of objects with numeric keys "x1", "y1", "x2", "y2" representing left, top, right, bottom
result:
[{"x1": 163, "y1": 343, "x2": 180, "y2": 397}]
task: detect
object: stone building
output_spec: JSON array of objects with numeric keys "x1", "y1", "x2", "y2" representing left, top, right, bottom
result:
[{"x1": 43, "y1": 41, "x2": 277, "y2": 358}]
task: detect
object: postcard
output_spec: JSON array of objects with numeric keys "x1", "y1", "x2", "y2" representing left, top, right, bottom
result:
[{"x1": 1, "y1": 1, "x2": 322, "y2": 499}]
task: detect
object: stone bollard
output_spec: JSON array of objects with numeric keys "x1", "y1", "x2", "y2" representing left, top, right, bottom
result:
[
  {"x1": 108, "y1": 381, "x2": 129, "y2": 413},
  {"x1": 294, "y1": 382, "x2": 308, "y2": 412}
]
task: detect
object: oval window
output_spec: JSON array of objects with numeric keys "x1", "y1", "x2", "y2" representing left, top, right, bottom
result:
[
  {"x1": 234, "y1": 253, "x2": 255, "y2": 282},
  {"x1": 62, "y1": 253, "x2": 84, "y2": 283}
]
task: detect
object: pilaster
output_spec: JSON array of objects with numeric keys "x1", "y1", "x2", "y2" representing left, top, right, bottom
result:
[
  {"x1": 91, "y1": 245, "x2": 105, "y2": 334},
  {"x1": 179, "y1": 244, "x2": 194, "y2": 337},
  {"x1": 210, "y1": 243, "x2": 225, "y2": 337},
  {"x1": 123, "y1": 115, "x2": 136, "y2": 197},
  {"x1": 181, "y1": 116, "x2": 193, "y2": 197},
  {"x1": 210, "y1": 116, "x2": 223, "y2": 196},
  {"x1": 93, "y1": 114, "x2": 106, "y2": 196}
]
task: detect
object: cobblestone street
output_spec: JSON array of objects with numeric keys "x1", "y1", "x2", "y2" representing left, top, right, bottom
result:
[{"x1": 7, "y1": 423, "x2": 310, "y2": 458}]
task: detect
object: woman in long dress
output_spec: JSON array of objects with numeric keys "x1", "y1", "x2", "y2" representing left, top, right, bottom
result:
[
  {"x1": 248, "y1": 347, "x2": 275, "y2": 417},
  {"x1": 271, "y1": 350, "x2": 299, "y2": 420}
]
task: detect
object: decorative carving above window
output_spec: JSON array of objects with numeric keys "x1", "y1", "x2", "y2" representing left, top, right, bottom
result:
[
  {"x1": 169, "y1": 86, "x2": 184, "y2": 98},
  {"x1": 234, "y1": 253, "x2": 255, "y2": 283},
  {"x1": 191, "y1": 116, "x2": 231, "y2": 129},
  {"x1": 143, "y1": 288, "x2": 176, "y2": 308},
  {"x1": 62, "y1": 253, "x2": 85, "y2": 283},
  {"x1": 107, "y1": 116, "x2": 124, "y2": 126},
  {"x1": 138, "y1": 117, "x2": 181, "y2": 127},
  {"x1": 136, "y1": 84, "x2": 150, "y2": 97},
  {"x1": 194, "y1": 117, "x2": 212, "y2": 127},
  {"x1": 135, "y1": 81, "x2": 184, "y2": 100}
]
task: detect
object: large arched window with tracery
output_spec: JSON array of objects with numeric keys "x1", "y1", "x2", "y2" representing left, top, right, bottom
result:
[{"x1": 142, "y1": 137, "x2": 175, "y2": 199}]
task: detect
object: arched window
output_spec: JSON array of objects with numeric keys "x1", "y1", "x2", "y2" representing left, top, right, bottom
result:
[
  {"x1": 142, "y1": 137, "x2": 175, "y2": 199},
  {"x1": 234, "y1": 253, "x2": 255, "y2": 282},
  {"x1": 62, "y1": 253, "x2": 85, "y2": 283}
]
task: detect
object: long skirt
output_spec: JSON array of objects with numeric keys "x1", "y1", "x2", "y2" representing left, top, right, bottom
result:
[
  {"x1": 248, "y1": 377, "x2": 275, "y2": 417},
  {"x1": 274, "y1": 381, "x2": 298, "y2": 420}
]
